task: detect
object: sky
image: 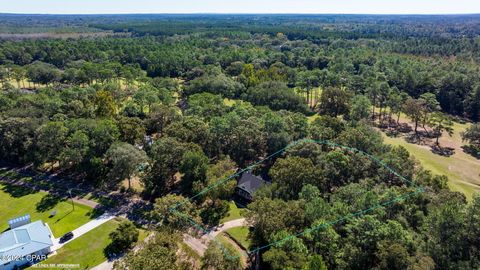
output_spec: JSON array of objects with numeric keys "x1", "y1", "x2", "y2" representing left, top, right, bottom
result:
[{"x1": 1, "y1": 0, "x2": 480, "y2": 15}]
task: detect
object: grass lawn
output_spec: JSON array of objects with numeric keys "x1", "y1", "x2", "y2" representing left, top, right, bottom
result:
[
  {"x1": 381, "y1": 117, "x2": 480, "y2": 200},
  {"x1": 137, "y1": 228, "x2": 149, "y2": 242},
  {"x1": 215, "y1": 234, "x2": 236, "y2": 251},
  {"x1": 212, "y1": 234, "x2": 241, "y2": 256},
  {"x1": 0, "y1": 184, "x2": 94, "y2": 236},
  {"x1": 37, "y1": 218, "x2": 122, "y2": 270},
  {"x1": 220, "y1": 201, "x2": 245, "y2": 223},
  {"x1": 225, "y1": 226, "x2": 251, "y2": 250},
  {"x1": 214, "y1": 234, "x2": 246, "y2": 267}
]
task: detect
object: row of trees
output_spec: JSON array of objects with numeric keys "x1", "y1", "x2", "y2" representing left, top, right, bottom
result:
[
  {"x1": 313, "y1": 86, "x2": 454, "y2": 146},
  {"x1": 1, "y1": 31, "x2": 480, "y2": 120},
  {"x1": 462, "y1": 123, "x2": 480, "y2": 157},
  {"x1": 0, "y1": 61, "x2": 146, "y2": 89}
]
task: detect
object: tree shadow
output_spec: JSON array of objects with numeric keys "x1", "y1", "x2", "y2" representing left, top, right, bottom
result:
[
  {"x1": 125, "y1": 201, "x2": 153, "y2": 226},
  {"x1": 95, "y1": 196, "x2": 120, "y2": 209},
  {"x1": 396, "y1": 123, "x2": 413, "y2": 134},
  {"x1": 430, "y1": 145, "x2": 455, "y2": 157},
  {"x1": 87, "y1": 207, "x2": 106, "y2": 219},
  {"x1": 36, "y1": 194, "x2": 65, "y2": 212},
  {"x1": 405, "y1": 134, "x2": 429, "y2": 145},
  {"x1": 462, "y1": 145, "x2": 480, "y2": 159},
  {"x1": 385, "y1": 129, "x2": 400, "y2": 138},
  {"x1": 103, "y1": 243, "x2": 123, "y2": 260},
  {"x1": 1, "y1": 183, "x2": 36, "y2": 198}
]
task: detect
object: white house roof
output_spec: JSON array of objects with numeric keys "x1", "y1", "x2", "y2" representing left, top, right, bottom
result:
[{"x1": 0, "y1": 220, "x2": 53, "y2": 265}]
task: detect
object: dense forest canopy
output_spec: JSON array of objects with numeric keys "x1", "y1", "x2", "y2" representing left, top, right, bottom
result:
[
  {"x1": 0, "y1": 14, "x2": 480, "y2": 270},
  {"x1": 1, "y1": 15, "x2": 480, "y2": 118}
]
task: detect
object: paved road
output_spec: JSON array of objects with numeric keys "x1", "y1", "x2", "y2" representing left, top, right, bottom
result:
[
  {"x1": 50, "y1": 213, "x2": 115, "y2": 252},
  {"x1": 183, "y1": 218, "x2": 247, "y2": 256}
]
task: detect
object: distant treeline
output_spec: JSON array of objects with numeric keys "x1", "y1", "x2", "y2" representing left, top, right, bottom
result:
[{"x1": 89, "y1": 14, "x2": 480, "y2": 38}]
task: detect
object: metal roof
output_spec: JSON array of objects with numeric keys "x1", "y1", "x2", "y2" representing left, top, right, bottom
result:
[
  {"x1": 0, "y1": 220, "x2": 53, "y2": 265},
  {"x1": 8, "y1": 214, "x2": 30, "y2": 226}
]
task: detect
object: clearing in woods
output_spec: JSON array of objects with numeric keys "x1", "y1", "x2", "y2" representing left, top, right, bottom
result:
[{"x1": 382, "y1": 115, "x2": 480, "y2": 200}]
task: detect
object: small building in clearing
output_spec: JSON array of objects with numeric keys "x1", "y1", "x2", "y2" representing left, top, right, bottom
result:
[
  {"x1": 0, "y1": 219, "x2": 53, "y2": 270},
  {"x1": 235, "y1": 172, "x2": 269, "y2": 203}
]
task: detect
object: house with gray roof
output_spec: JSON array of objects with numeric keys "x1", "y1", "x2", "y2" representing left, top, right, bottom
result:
[
  {"x1": 0, "y1": 219, "x2": 53, "y2": 270},
  {"x1": 235, "y1": 172, "x2": 269, "y2": 202}
]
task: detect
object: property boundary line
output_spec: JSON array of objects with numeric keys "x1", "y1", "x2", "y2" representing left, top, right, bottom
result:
[{"x1": 169, "y1": 139, "x2": 426, "y2": 259}]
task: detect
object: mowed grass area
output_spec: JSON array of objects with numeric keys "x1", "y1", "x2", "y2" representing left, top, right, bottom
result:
[
  {"x1": 382, "y1": 118, "x2": 480, "y2": 200},
  {"x1": 0, "y1": 184, "x2": 94, "y2": 236},
  {"x1": 37, "y1": 218, "x2": 123, "y2": 270},
  {"x1": 225, "y1": 226, "x2": 251, "y2": 250},
  {"x1": 220, "y1": 201, "x2": 245, "y2": 223},
  {"x1": 214, "y1": 234, "x2": 247, "y2": 267}
]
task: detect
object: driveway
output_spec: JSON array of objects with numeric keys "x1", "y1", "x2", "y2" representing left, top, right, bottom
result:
[
  {"x1": 91, "y1": 260, "x2": 114, "y2": 270},
  {"x1": 183, "y1": 218, "x2": 247, "y2": 256},
  {"x1": 203, "y1": 218, "x2": 246, "y2": 239},
  {"x1": 50, "y1": 213, "x2": 115, "y2": 251}
]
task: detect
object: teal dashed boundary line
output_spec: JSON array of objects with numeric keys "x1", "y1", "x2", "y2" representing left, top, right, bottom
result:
[
  {"x1": 247, "y1": 187, "x2": 425, "y2": 255},
  {"x1": 169, "y1": 139, "x2": 426, "y2": 259},
  {"x1": 172, "y1": 209, "x2": 249, "y2": 258}
]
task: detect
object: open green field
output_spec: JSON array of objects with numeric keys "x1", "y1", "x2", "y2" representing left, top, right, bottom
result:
[
  {"x1": 382, "y1": 119, "x2": 480, "y2": 200},
  {"x1": 220, "y1": 201, "x2": 245, "y2": 223},
  {"x1": 225, "y1": 226, "x2": 251, "y2": 250},
  {"x1": 37, "y1": 218, "x2": 122, "y2": 270},
  {"x1": 0, "y1": 184, "x2": 94, "y2": 236}
]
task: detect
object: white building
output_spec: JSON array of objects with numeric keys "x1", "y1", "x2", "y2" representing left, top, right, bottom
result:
[{"x1": 0, "y1": 220, "x2": 53, "y2": 270}]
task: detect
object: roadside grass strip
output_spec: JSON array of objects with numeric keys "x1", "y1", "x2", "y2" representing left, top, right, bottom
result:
[{"x1": 169, "y1": 139, "x2": 426, "y2": 259}]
